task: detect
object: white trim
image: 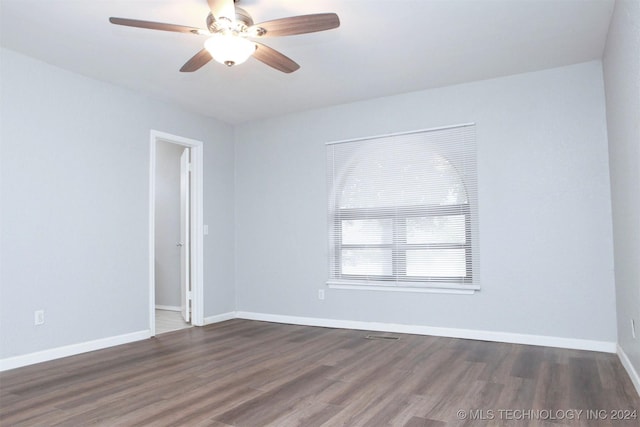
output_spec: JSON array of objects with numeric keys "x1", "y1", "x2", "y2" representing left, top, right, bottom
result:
[
  {"x1": 235, "y1": 311, "x2": 617, "y2": 353},
  {"x1": 618, "y1": 344, "x2": 640, "y2": 396},
  {"x1": 326, "y1": 122, "x2": 475, "y2": 146},
  {"x1": 149, "y1": 130, "x2": 205, "y2": 336},
  {"x1": 0, "y1": 330, "x2": 150, "y2": 372},
  {"x1": 155, "y1": 305, "x2": 181, "y2": 312},
  {"x1": 327, "y1": 282, "x2": 478, "y2": 295},
  {"x1": 149, "y1": 138, "x2": 157, "y2": 335},
  {"x1": 204, "y1": 311, "x2": 237, "y2": 325},
  {"x1": 2, "y1": 313, "x2": 620, "y2": 371}
]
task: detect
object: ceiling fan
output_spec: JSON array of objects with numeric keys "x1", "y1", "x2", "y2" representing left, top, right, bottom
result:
[{"x1": 109, "y1": 0, "x2": 340, "y2": 73}]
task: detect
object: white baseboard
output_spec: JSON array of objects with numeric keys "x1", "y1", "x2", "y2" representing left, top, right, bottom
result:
[
  {"x1": 2, "y1": 312, "x2": 618, "y2": 372},
  {"x1": 155, "y1": 305, "x2": 181, "y2": 312},
  {"x1": 235, "y1": 311, "x2": 617, "y2": 353},
  {"x1": 0, "y1": 330, "x2": 151, "y2": 372},
  {"x1": 618, "y1": 344, "x2": 640, "y2": 397},
  {"x1": 204, "y1": 311, "x2": 236, "y2": 325}
]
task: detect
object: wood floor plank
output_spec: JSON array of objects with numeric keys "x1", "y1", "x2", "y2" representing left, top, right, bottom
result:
[
  {"x1": 533, "y1": 361, "x2": 570, "y2": 412},
  {"x1": 1, "y1": 320, "x2": 638, "y2": 426},
  {"x1": 134, "y1": 386, "x2": 265, "y2": 427},
  {"x1": 265, "y1": 399, "x2": 343, "y2": 427},
  {"x1": 569, "y1": 357, "x2": 605, "y2": 410},
  {"x1": 510, "y1": 345, "x2": 547, "y2": 379},
  {"x1": 494, "y1": 376, "x2": 537, "y2": 417},
  {"x1": 214, "y1": 365, "x2": 337, "y2": 426},
  {"x1": 404, "y1": 416, "x2": 447, "y2": 427},
  {"x1": 388, "y1": 395, "x2": 444, "y2": 427}
]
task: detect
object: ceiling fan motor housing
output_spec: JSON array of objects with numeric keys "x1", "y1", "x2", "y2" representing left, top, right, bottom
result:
[{"x1": 206, "y1": 7, "x2": 254, "y2": 34}]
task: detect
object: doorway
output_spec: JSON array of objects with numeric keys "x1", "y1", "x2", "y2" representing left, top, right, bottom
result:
[{"x1": 149, "y1": 131, "x2": 204, "y2": 336}]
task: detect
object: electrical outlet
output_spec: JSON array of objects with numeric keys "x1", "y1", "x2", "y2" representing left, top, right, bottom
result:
[
  {"x1": 34, "y1": 310, "x2": 45, "y2": 326},
  {"x1": 318, "y1": 289, "x2": 325, "y2": 300},
  {"x1": 632, "y1": 319, "x2": 636, "y2": 339}
]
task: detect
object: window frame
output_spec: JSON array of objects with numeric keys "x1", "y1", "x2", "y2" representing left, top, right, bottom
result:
[
  {"x1": 326, "y1": 123, "x2": 480, "y2": 294},
  {"x1": 333, "y1": 203, "x2": 472, "y2": 284}
]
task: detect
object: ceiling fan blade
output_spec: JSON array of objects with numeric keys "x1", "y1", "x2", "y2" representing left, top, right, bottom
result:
[
  {"x1": 207, "y1": 0, "x2": 236, "y2": 21},
  {"x1": 250, "y1": 13, "x2": 340, "y2": 37},
  {"x1": 180, "y1": 49, "x2": 213, "y2": 72},
  {"x1": 109, "y1": 17, "x2": 203, "y2": 34},
  {"x1": 253, "y1": 43, "x2": 300, "y2": 73}
]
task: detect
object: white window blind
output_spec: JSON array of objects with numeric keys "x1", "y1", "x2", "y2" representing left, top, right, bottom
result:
[{"x1": 326, "y1": 124, "x2": 480, "y2": 292}]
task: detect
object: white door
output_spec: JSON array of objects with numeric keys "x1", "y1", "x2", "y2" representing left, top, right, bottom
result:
[{"x1": 180, "y1": 148, "x2": 191, "y2": 323}]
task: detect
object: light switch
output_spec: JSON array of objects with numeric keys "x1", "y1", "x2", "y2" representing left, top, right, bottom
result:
[{"x1": 203, "y1": 225, "x2": 209, "y2": 235}]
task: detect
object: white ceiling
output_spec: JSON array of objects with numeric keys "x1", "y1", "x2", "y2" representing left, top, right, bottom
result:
[{"x1": 0, "y1": 0, "x2": 614, "y2": 124}]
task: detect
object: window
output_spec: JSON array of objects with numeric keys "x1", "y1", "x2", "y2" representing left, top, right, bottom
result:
[{"x1": 326, "y1": 124, "x2": 479, "y2": 293}]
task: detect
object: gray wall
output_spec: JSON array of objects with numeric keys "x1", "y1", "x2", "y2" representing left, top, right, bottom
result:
[
  {"x1": 154, "y1": 141, "x2": 185, "y2": 308},
  {"x1": 234, "y1": 61, "x2": 617, "y2": 342},
  {"x1": 0, "y1": 47, "x2": 625, "y2": 361},
  {"x1": 0, "y1": 48, "x2": 235, "y2": 358},
  {"x1": 603, "y1": 0, "x2": 640, "y2": 374}
]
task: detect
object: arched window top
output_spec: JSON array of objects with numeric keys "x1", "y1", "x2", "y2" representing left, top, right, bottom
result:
[
  {"x1": 326, "y1": 124, "x2": 479, "y2": 292},
  {"x1": 338, "y1": 142, "x2": 468, "y2": 209}
]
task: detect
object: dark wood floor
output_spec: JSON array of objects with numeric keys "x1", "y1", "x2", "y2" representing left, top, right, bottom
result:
[{"x1": 1, "y1": 320, "x2": 638, "y2": 426}]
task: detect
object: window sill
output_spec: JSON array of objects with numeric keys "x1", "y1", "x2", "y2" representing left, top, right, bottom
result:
[{"x1": 326, "y1": 280, "x2": 479, "y2": 295}]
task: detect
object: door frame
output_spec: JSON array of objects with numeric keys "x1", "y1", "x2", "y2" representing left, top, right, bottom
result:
[
  {"x1": 149, "y1": 130, "x2": 204, "y2": 334},
  {"x1": 179, "y1": 148, "x2": 191, "y2": 324}
]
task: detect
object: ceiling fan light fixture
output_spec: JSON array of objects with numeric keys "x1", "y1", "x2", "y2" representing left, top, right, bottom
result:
[
  {"x1": 109, "y1": 3, "x2": 340, "y2": 73},
  {"x1": 204, "y1": 34, "x2": 256, "y2": 67}
]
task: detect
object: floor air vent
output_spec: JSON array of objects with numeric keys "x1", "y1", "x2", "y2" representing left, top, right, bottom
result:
[{"x1": 365, "y1": 335, "x2": 400, "y2": 341}]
